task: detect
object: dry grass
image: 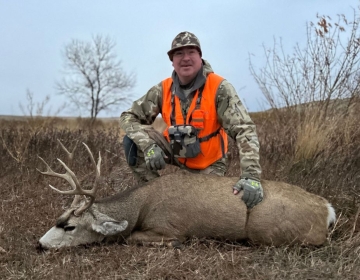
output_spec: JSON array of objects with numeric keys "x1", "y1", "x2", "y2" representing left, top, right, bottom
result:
[{"x1": 0, "y1": 112, "x2": 360, "y2": 279}]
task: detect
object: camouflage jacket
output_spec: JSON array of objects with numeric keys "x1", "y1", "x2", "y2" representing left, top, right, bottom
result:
[{"x1": 119, "y1": 60, "x2": 262, "y2": 180}]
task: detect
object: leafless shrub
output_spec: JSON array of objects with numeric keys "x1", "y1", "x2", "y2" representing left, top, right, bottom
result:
[
  {"x1": 249, "y1": 8, "x2": 360, "y2": 206},
  {"x1": 0, "y1": 91, "x2": 65, "y2": 167},
  {"x1": 250, "y1": 10, "x2": 360, "y2": 122}
]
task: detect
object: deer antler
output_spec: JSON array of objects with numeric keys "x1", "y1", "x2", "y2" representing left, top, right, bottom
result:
[
  {"x1": 57, "y1": 139, "x2": 83, "y2": 207},
  {"x1": 37, "y1": 141, "x2": 102, "y2": 216},
  {"x1": 56, "y1": 138, "x2": 78, "y2": 161}
]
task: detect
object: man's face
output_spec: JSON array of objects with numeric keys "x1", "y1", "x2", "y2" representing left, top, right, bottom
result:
[{"x1": 172, "y1": 47, "x2": 202, "y2": 84}]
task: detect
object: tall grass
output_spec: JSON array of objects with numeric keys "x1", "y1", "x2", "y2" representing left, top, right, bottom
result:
[{"x1": 0, "y1": 113, "x2": 359, "y2": 279}]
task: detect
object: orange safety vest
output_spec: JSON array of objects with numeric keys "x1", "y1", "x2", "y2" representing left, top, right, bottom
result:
[{"x1": 162, "y1": 73, "x2": 228, "y2": 169}]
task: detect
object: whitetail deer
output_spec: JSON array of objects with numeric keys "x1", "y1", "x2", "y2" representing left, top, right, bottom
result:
[{"x1": 37, "y1": 141, "x2": 336, "y2": 249}]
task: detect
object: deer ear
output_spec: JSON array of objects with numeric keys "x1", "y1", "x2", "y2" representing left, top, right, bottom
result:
[{"x1": 92, "y1": 220, "x2": 128, "y2": 236}]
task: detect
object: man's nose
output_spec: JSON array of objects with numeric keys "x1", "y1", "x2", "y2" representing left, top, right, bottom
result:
[{"x1": 182, "y1": 53, "x2": 191, "y2": 60}]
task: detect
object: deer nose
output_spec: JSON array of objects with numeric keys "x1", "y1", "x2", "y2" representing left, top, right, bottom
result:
[{"x1": 35, "y1": 241, "x2": 48, "y2": 252}]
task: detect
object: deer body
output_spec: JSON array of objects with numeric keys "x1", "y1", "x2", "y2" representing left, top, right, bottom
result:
[{"x1": 39, "y1": 169, "x2": 335, "y2": 249}]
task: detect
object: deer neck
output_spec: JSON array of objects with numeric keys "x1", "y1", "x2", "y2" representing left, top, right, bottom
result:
[{"x1": 91, "y1": 186, "x2": 149, "y2": 235}]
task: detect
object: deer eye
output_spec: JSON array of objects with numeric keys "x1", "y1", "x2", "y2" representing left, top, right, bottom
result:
[{"x1": 64, "y1": 226, "x2": 75, "y2": 232}]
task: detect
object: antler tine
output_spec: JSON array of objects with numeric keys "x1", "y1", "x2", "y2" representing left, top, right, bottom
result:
[
  {"x1": 72, "y1": 143, "x2": 102, "y2": 216},
  {"x1": 82, "y1": 142, "x2": 101, "y2": 188},
  {"x1": 64, "y1": 156, "x2": 92, "y2": 211},
  {"x1": 56, "y1": 139, "x2": 82, "y2": 206},
  {"x1": 38, "y1": 156, "x2": 85, "y2": 212},
  {"x1": 82, "y1": 143, "x2": 101, "y2": 172},
  {"x1": 37, "y1": 156, "x2": 78, "y2": 191},
  {"x1": 38, "y1": 156, "x2": 95, "y2": 199},
  {"x1": 57, "y1": 139, "x2": 79, "y2": 161}
]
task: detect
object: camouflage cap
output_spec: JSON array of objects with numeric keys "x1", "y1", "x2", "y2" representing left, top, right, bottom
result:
[{"x1": 167, "y1": 31, "x2": 202, "y2": 61}]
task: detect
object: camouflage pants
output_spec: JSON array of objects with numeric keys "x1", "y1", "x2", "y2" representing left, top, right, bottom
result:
[{"x1": 123, "y1": 134, "x2": 228, "y2": 183}]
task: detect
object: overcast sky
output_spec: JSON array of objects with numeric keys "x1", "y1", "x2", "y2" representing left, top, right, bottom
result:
[{"x1": 0, "y1": 0, "x2": 357, "y2": 117}]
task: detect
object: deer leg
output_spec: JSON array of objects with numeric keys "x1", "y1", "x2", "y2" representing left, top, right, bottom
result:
[{"x1": 126, "y1": 230, "x2": 183, "y2": 248}]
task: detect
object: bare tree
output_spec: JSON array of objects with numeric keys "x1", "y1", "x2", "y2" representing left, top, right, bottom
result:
[
  {"x1": 56, "y1": 35, "x2": 135, "y2": 121},
  {"x1": 249, "y1": 9, "x2": 360, "y2": 121}
]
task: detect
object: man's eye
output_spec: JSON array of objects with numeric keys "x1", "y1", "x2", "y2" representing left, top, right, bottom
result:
[{"x1": 174, "y1": 52, "x2": 183, "y2": 56}]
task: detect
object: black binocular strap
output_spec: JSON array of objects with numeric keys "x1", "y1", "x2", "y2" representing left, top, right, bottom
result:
[{"x1": 199, "y1": 128, "x2": 226, "y2": 158}]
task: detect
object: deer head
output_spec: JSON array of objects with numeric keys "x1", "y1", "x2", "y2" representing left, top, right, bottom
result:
[
  {"x1": 37, "y1": 140, "x2": 128, "y2": 249},
  {"x1": 37, "y1": 140, "x2": 101, "y2": 216}
]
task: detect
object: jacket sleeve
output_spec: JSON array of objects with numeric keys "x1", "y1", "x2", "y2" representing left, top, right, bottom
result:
[
  {"x1": 119, "y1": 83, "x2": 163, "y2": 152},
  {"x1": 216, "y1": 80, "x2": 262, "y2": 181}
]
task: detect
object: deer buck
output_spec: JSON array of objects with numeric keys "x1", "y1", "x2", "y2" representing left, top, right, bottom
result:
[{"x1": 37, "y1": 141, "x2": 336, "y2": 249}]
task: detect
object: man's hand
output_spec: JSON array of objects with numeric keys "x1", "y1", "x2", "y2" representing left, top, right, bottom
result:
[
  {"x1": 233, "y1": 178, "x2": 263, "y2": 209},
  {"x1": 144, "y1": 144, "x2": 167, "y2": 170}
]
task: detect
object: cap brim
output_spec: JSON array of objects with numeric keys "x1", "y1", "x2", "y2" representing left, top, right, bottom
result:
[{"x1": 167, "y1": 45, "x2": 202, "y2": 60}]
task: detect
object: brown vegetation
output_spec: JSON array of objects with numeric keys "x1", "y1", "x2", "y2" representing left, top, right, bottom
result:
[{"x1": 0, "y1": 108, "x2": 359, "y2": 279}]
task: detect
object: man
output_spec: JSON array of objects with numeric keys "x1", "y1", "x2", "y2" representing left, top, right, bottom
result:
[{"x1": 120, "y1": 31, "x2": 263, "y2": 209}]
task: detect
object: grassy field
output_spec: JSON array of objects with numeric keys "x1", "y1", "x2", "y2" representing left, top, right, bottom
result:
[{"x1": 0, "y1": 109, "x2": 359, "y2": 279}]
